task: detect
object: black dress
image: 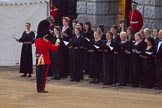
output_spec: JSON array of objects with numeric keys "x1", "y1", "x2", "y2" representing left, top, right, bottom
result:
[
  {"x1": 46, "y1": 35, "x2": 56, "y2": 76},
  {"x1": 130, "y1": 41, "x2": 145, "y2": 86},
  {"x1": 19, "y1": 31, "x2": 35, "y2": 75},
  {"x1": 155, "y1": 40, "x2": 162, "y2": 89},
  {"x1": 62, "y1": 27, "x2": 73, "y2": 41},
  {"x1": 48, "y1": 36, "x2": 66, "y2": 79},
  {"x1": 62, "y1": 27, "x2": 73, "y2": 77},
  {"x1": 69, "y1": 35, "x2": 85, "y2": 82},
  {"x1": 83, "y1": 30, "x2": 94, "y2": 41},
  {"x1": 117, "y1": 41, "x2": 130, "y2": 86},
  {"x1": 101, "y1": 34, "x2": 106, "y2": 41},
  {"x1": 88, "y1": 39, "x2": 103, "y2": 83},
  {"x1": 141, "y1": 47, "x2": 156, "y2": 88},
  {"x1": 101, "y1": 40, "x2": 115, "y2": 85}
]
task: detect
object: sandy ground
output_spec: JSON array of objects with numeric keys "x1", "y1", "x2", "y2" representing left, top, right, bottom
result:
[{"x1": 0, "y1": 66, "x2": 162, "y2": 108}]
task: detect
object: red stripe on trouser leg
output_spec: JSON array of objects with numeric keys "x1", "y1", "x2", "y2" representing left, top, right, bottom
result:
[{"x1": 42, "y1": 65, "x2": 49, "y2": 91}]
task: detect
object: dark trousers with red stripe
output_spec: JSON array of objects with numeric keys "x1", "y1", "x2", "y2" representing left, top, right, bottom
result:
[{"x1": 36, "y1": 65, "x2": 49, "y2": 92}]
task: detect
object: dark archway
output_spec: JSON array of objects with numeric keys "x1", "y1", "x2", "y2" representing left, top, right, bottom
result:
[
  {"x1": 125, "y1": 0, "x2": 132, "y2": 26},
  {"x1": 52, "y1": 0, "x2": 78, "y2": 26}
]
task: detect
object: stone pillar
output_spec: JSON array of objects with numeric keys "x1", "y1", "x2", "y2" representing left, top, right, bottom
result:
[
  {"x1": 76, "y1": 0, "x2": 119, "y2": 30},
  {"x1": 135, "y1": 0, "x2": 162, "y2": 29}
]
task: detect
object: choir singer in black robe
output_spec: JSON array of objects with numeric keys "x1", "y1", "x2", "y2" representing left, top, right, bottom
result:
[
  {"x1": 155, "y1": 29, "x2": 162, "y2": 90},
  {"x1": 88, "y1": 31, "x2": 103, "y2": 84},
  {"x1": 17, "y1": 22, "x2": 35, "y2": 77},
  {"x1": 101, "y1": 31, "x2": 115, "y2": 85},
  {"x1": 140, "y1": 37, "x2": 156, "y2": 88},
  {"x1": 130, "y1": 32, "x2": 145, "y2": 87},
  {"x1": 49, "y1": 26, "x2": 66, "y2": 80},
  {"x1": 68, "y1": 28, "x2": 85, "y2": 82},
  {"x1": 116, "y1": 32, "x2": 131, "y2": 86}
]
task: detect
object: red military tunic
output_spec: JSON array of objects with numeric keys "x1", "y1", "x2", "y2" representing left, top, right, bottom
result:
[
  {"x1": 129, "y1": 10, "x2": 143, "y2": 32},
  {"x1": 35, "y1": 38, "x2": 59, "y2": 65},
  {"x1": 50, "y1": 6, "x2": 59, "y2": 20}
]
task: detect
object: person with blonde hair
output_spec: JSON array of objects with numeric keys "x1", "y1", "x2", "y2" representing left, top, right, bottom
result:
[
  {"x1": 88, "y1": 31, "x2": 103, "y2": 84},
  {"x1": 116, "y1": 32, "x2": 130, "y2": 86},
  {"x1": 130, "y1": 32, "x2": 145, "y2": 87},
  {"x1": 62, "y1": 17, "x2": 72, "y2": 41}
]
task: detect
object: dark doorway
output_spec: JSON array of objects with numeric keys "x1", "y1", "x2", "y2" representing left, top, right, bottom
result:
[
  {"x1": 125, "y1": 0, "x2": 132, "y2": 26},
  {"x1": 52, "y1": 0, "x2": 78, "y2": 26}
]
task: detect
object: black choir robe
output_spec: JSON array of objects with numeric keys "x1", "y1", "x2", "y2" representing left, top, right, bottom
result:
[
  {"x1": 62, "y1": 27, "x2": 73, "y2": 41},
  {"x1": 129, "y1": 41, "x2": 145, "y2": 86},
  {"x1": 155, "y1": 40, "x2": 162, "y2": 89},
  {"x1": 83, "y1": 30, "x2": 94, "y2": 41},
  {"x1": 47, "y1": 36, "x2": 66, "y2": 79},
  {"x1": 68, "y1": 35, "x2": 85, "y2": 81},
  {"x1": 101, "y1": 34, "x2": 106, "y2": 41},
  {"x1": 140, "y1": 47, "x2": 156, "y2": 88},
  {"x1": 62, "y1": 27, "x2": 73, "y2": 76},
  {"x1": 117, "y1": 41, "x2": 131, "y2": 86},
  {"x1": 101, "y1": 40, "x2": 116, "y2": 85},
  {"x1": 19, "y1": 31, "x2": 35, "y2": 74},
  {"x1": 88, "y1": 39, "x2": 103, "y2": 83}
]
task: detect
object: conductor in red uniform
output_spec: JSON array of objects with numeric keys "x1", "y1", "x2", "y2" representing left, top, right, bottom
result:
[
  {"x1": 35, "y1": 20, "x2": 59, "y2": 93},
  {"x1": 129, "y1": 1, "x2": 143, "y2": 33}
]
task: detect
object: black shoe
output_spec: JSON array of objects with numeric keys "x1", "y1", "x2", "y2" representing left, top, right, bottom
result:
[
  {"x1": 21, "y1": 74, "x2": 27, "y2": 77},
  {"x1": 28, "y1": 74, "x2": 32, "y2": 77},
  {"x1": 75, "y1": 80, "x2": 80, "y2": 82},
  {"x1": 89, "y1": 81, "x2": 95, "y2": 84},
  {"x1": 38, "y1": 90, "x2": 48, "y2": 93},
  {"x1": 50, "y1": 78, "x2": 55, "y2": 80},
  {"x1": 70, "y1": 79, "x2": 74, "y2": 81},
  {"x1": 131, "y1": 84, "x2": 139, "y2": 87},
  {"x1": 94, "y1": 81, "x2": 100, "y2": 84},
  {"x1": 102, "y1": 83, "x2": 108, "y2": 85}
]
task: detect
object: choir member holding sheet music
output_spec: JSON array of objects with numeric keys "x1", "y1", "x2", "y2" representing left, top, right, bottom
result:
[
  {"x1": 88, "y1": 31, "x2": 103, "y2": 84},
  {"x1": 130, "y1": 32, "x2": 145, "y2": 87},
  {"x1": 62, "y1": 17, "x2": 72, "y2": 77},
  {"x1": 49, "y1": 26, "x2": 66, "y2": 80},
  {"x1": 68, "y1": 28, "x2": 85, "y2": 82},
  {"x1": 101, "y1": 31, "x2": 115, "y2": 85},
  {"x1": 83, "y1": 22, "x2": 94, "y2": 41},
  {"x1": 115, "y1": 32, "x2": 131, "y2": 86},
  {"x1": 62, "y1": 17, "x2": 72, "y2": 41},
  {"x1": 140, "y1": 37, "x2": 156, "y2": 88}
]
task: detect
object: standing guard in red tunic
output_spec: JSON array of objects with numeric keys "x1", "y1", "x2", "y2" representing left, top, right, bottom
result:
[
  {"x1": 129, "y1": 1, "x2": 143, "y2": 33},
  {"x1": 35, "y1": 20, "x2": 59, "y2": 93}
]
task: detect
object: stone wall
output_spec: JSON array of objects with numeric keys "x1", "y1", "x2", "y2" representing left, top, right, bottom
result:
[
  {"x1": 77, "y1": 0, "x2": 162, "y2": 30},
  {"x1": 132, "y1": 0, "x2": 162, "y2": 29},
  {"x1": 76, "y1": 0, "x2": 119, "y2": 30}
]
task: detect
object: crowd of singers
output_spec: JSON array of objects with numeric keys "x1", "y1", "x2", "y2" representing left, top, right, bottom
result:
[
  {"x1": 44, "y1": 17, "x2": 162, "y2": 90},
  {"x1": 19, "y1": 16, "x2": 162, "y2": 90}
]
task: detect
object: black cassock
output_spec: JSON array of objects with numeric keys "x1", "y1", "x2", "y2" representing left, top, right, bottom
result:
[
  {"x1": 83, "y1": 30, "x2": 94, "y2": 41},
  {"x1": 88, "y1": 39, "x2": 103, "y2": 83},
  {"x1": 117, "y1": 41, "x2": 130, "y2": 86},
  {"x1": 47, "y1": 36, "x2": 66, "y2": 78},
  {"x1": 101, "y1": 40, "x2": 115, "y2": 85},
  {"x1": 129, "y1": 41, "x2": 145, "y2": 86},
  {"x1": 68, "y1": 36, "x2": 85, "y2": 82},
  {"x1": 19, "y1": 31, "x2": 35, "y2": 74},
  {"x1": 62, "y1": 27, "x2": 73, "y2": 77},
  {"x1": 141, "y1": 47, "x2": 156, "y2": 88},
  {"x1": 155, "y1": 40, "x2": 162, "y2": 89}
]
